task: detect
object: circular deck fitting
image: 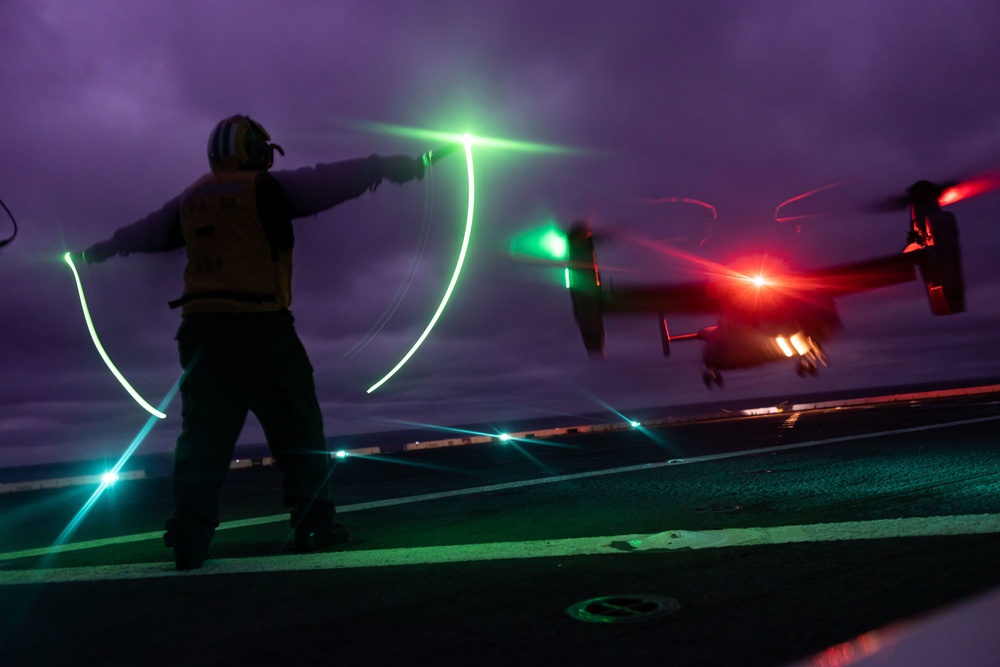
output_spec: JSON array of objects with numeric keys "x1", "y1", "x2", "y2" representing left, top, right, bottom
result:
[{"x1": 566, "y1": 594, "x2": 681, "y2": 624}]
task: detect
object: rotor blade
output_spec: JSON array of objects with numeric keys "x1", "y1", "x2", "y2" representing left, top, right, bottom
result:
[
  {"x1": 866, "y1": 194, "x2": 912, "y2": 214},
  {"x1": 938, "y1": 173, "x2": 1000, "y2": 206},
  {"x1": 868, "y1": 172, "x2": 1000, "y2": 213}
]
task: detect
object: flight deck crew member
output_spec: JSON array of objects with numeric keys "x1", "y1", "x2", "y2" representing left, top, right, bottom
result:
[{"x1": 82, "y1": 115, "x2": 425, "y2": 570}]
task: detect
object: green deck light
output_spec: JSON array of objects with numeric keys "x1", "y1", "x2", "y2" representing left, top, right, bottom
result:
[{"x1": 52, "y1": 380, "x2": 179, "y2": 550}]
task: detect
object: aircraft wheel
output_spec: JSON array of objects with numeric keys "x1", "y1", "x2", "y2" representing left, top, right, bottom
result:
[{"x1": 796, "y1": 360, "x2": 817, "y2": 377}]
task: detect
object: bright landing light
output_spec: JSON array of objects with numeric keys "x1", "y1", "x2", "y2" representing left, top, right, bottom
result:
[
  {"x1": 775, "y1": 336, "x2": 795, "y2": 357},
  {"x1": 789, "y1": 332, "x2": 812, "y2": 356}
]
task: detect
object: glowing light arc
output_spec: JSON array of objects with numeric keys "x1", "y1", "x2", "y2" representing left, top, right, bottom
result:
[
  {"x1": 366, "y1": 136, "x2": 475, "y2": 393},
  {"x1": 63, "y1": 252, "x2": 166, "y2": 419}
]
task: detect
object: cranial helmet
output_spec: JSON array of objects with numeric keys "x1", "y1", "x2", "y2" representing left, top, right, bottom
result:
[{"x1": 207, "y1": 115, "x2": 285, "y2": 172}]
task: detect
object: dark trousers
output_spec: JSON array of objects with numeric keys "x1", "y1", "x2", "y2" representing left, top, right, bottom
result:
[{"x1": 169, "y1": 310, "x2": 335, "y2": 538}]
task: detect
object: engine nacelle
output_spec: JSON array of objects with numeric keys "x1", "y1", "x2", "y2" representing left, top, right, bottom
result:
[
  {"x1": 567, "y1": 223, "x2": 605, "y2": 357},
  {"x1": 917, "y1": 210, "x2": 965, "y2": 315}
]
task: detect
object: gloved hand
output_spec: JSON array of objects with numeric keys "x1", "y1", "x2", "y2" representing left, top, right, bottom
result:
[
  {"x1": 379, "y1": 156, "x2": 425, "y2": 185},
  {"x1": 82, "y1": 239, "x2": 118, "y2": 264}
]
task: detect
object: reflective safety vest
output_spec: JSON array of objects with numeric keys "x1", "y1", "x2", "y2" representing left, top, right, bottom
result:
[{"x1": 171, "y1": 171, "x2": 293, "y2": 314}]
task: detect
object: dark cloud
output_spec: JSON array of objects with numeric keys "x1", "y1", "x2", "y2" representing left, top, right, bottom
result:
[{"x1": 2, "y1": 1, "x2": 1000, "y2": 467}]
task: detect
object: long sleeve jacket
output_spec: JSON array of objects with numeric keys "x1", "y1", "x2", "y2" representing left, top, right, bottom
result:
[{"x1": 99, "y1": 156, "x2": 386, "y2": 255}]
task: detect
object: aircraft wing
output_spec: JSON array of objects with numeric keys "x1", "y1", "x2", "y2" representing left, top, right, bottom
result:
[
  {"x1": 594, "y1": 251, "x2": 921, "y2": 315},
  {"x1": 593, "y1": 251, "x2": 923, "y2": 315},
  {"x1": 602, "y1": 281, "x2": 722, "y2": 314},
  {"x1": 801, "y1": 250, "x2": 922, "y2": 297}
]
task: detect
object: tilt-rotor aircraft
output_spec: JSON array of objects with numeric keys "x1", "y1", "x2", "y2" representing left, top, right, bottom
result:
[{"x1": 567, "y1": 178, "x2": 988, "y2": 388}]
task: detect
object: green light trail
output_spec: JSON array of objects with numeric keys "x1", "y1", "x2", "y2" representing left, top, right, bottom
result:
[
  {"x1": 356, "y1": 120, "x2": 582, "y2": 155},
  {"x1": 63, "y1": 252, "x2": 166, "y2": 419},
  {"x1": 366, "y1": 136, "x2": 476, "y2": 393}
]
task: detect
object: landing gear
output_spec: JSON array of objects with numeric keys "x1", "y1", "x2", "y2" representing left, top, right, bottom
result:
[
  {"x1": 795, "y1": 359, "x2": 818, "y2": 377},
  {"x1": 792, "y1": 337, "x2": 826, "y2": 378},
  {"x1": 703, "y1": 368, "x2": 724, "y2": 388}
]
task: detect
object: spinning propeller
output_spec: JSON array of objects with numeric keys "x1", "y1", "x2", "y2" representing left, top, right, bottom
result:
[{"x1": 868, "y1": 173, "x2": 1000, "y2": 213}]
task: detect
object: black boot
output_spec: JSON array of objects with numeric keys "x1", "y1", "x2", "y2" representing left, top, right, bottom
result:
[
  {"x1": 164, "y1": 519, "x2": 214, "y2": 570},
  {"x1": 294, "y1": 521, "x2": 349, "y2": 553}
]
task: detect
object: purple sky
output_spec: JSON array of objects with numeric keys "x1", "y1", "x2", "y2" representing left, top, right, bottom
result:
[{"x1": 2, "y1": 1, "x2": 999, "y2": 467}]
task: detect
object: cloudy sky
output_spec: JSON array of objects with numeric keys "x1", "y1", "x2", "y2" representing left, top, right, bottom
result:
[{"x1": 2, "y1": 0, "x2": 999, "y2": 468}]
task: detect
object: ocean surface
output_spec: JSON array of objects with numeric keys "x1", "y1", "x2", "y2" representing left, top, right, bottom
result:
[{"x1": 3, "y1": 378, "x2": 996, "y2": 486}]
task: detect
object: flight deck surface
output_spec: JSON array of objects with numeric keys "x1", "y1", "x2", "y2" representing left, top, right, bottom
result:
[{"x1": 2, "y1": 392, "x2": 1000, "y2": 666}]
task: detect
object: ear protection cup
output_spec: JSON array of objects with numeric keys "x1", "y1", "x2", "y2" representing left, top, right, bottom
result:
[{"x1": 208, "y1": 115, "x2": 282, "y2": 172}]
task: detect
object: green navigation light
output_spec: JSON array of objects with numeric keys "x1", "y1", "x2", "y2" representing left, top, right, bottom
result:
[
  {"x1": 510, "y1": 223, "x2": 569, "y2": 261},
  {"x1": 63, "y1": 252, "x2": 166, "y2": 419},
  {"x1": 366, "y1": 135, "x2": 476, "y2": 393},
  {"x1": 541, "y1": 229, "x2": 569, "y2": 260}
]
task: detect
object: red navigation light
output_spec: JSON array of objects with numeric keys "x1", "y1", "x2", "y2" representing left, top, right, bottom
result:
[
  {"x1": 721, "y1": 255, "x2": 793, "y2": 310},
  {"x1": 729, "y1": 255, "x2": 789, "y2": 288}
]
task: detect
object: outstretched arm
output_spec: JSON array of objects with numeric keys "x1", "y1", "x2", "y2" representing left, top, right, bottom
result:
[
  {"x1": 83, "y1": 197, "x2": 185, "y2": 263},
  {"x1": 272, "y1": 154, "x2": 424, "y2": 219}
]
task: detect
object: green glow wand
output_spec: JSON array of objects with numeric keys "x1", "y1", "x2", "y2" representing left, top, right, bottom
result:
[
  {"x1": 421, "y1": 142, "x2": 460, "y2": 169},
  {"x1": 360, "y1": 123, "x2": 580, "y2": 393},
  {"x1": 64, "y1": 252, "x2": 166, "y2": 419},
  {"x1": 366, "y1": 135, "x2": 474, "y2": 393}
]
